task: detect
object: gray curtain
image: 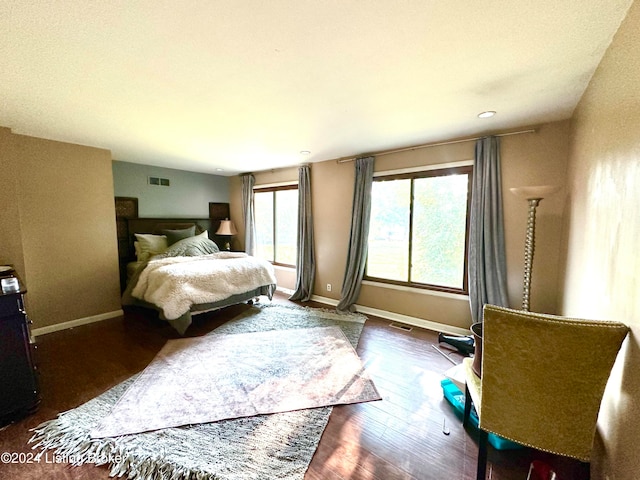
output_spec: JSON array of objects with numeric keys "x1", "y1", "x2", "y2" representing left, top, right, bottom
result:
[
  {"x1": 337, "y1": 156, "x2": 375, "y2": 313},
  {"x1": 468, "y1": 136, "x2": 509, "y2": 323},
  {"x1": 290, "y1": 165, "x2": 316, "y2": 301},
  {"x1": 241, "y1": 174, "x2": 256, "y2": 255}
]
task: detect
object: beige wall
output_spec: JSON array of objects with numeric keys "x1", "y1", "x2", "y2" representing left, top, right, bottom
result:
[
  {"x1": 0, "y1": 128, "x2": 121, "y2": 328},
  {"x1": 0, "y1": 128, "x2": 26, "y2": 277},
  {"x1": 560, "y1": 2, "x2": 640, "y2": 478},
  {"x1": 230, "y1": 120, "x2": 570, "y2": 330}
]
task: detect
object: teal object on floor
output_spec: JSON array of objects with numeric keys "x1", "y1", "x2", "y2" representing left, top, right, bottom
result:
[{"x1": 441, "y1": 379, "x2": 522, "y2": 450}]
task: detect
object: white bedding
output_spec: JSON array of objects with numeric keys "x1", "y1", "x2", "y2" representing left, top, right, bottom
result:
[{"x1": 131, "y1": 252, "x2": 277, "y2": 320}]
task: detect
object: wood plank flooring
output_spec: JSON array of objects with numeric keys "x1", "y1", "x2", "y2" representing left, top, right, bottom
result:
[{"x1": 0, "y1": 293, "x2": 588, "y2": 479}]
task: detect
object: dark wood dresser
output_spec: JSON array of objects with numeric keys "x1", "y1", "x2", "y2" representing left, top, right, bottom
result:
[{"x1": 0, "y1": 272, "x2": 40, "y2": 426}]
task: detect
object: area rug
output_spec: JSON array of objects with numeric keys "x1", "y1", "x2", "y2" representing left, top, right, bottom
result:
[
  {"x1": 29, "y1": 304, "x2": 374, "y2": 480},
  {"x1": 91, "y1": 325, "x2": 380, "y2": 438}
]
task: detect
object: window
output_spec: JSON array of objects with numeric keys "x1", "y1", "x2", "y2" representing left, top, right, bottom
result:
[
  {"x1": 254, "y1": 185, "x2": 298, "y2": 266},
  {"x1": 366, "y1": 166, "x2": 472, "y2": 294}
]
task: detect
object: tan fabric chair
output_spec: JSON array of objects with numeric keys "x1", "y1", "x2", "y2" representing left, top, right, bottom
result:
[{"x1": 463, "y1": 305, "x2": 629, "y2": 480}]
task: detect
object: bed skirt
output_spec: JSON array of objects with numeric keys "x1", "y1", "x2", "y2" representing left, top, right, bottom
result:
[{"x1": 123, "y1": 284, "x2": 276, "y2": 334}]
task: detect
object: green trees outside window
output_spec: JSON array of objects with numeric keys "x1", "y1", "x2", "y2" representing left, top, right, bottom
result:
[
  {"x1": 254, "y1": 186, "x2": 298, "y2": 266},
  {"x1": 366, "y1": 166, "x2": 472, "y2": 294}
]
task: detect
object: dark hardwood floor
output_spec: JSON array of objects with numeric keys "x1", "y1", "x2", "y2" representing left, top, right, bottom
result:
[{"x1": 0, "y1": 293, "x2": 587, "y2": 479}]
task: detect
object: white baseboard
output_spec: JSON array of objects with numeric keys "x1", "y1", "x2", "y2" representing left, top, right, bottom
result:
[
  {"x1": 30, "y1": 297, "x2": 471, "y2": 338},
  {"x1": 310, "y1": 294, "x2": 469, "y2": 336},
  {"x1": 32, "y1": 310, "x2": 124, "y2": 337},
  {"x1": 276, "y1": 286, "x2": 295, "y2": 296},
  {"x1": 353, "y1": 304, "x2": 470, "y2": 336},
  {"x1": 310, "y1": 294, "x2": 339, "y2": 307}
]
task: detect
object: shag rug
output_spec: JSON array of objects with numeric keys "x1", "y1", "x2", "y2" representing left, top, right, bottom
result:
[{"x1": 29, "y1": 304, "x2": 375, "y2": 480}]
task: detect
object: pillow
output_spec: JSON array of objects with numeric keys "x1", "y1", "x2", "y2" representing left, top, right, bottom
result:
[
  {"x1": 158, "y1": 230, "x2": 220, "y2": 257},
  {"x1": 161, "y1": 226, "x2": 196, "y2": 246},
  {"x1": 134, "y1": 233, "x2": 168, "y2": 262}
]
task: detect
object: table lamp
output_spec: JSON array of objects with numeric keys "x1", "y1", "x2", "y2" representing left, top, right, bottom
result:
[{"x1": 215, "y1": 219, "x2": 237, "y2": 251}]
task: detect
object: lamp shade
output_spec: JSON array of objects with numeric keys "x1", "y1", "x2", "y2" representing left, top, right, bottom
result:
[
  {"x1": 215, "y1": 219, "x2": 237, "y2": 236},
  {"x1": 509, "y1": 185, "x2": 561, "y2": 200}
]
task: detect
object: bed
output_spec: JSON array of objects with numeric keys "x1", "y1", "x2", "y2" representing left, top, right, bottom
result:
[{"x1": 118, "y1": 215, "x2": 276, "y2": 334}]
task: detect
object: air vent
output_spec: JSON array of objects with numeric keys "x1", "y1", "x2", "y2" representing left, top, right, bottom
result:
[{"x1": 149, "y1": 177, "x2": 170, "y2": 187}]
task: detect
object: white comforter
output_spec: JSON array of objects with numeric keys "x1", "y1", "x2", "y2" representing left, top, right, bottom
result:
[{"x1": 131, "y1": 252, "x2": 277, "y2": 320}]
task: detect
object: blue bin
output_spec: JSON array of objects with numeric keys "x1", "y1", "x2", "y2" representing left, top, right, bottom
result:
[{"x1": 441, "y1": 378, "x2": 522, "y2": 450}]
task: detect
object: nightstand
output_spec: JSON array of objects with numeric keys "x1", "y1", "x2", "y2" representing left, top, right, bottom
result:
[{"x1": 0, "y1": 273, "x2": 40, "y2": 426}]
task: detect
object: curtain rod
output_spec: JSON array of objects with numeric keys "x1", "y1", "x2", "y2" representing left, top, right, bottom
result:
[
  {"x1": 239, "y1": 163, "x2": 310, "y2": 176},
  {"x1": 336, "y1": 128, "x2": 537, "y2": 164}
]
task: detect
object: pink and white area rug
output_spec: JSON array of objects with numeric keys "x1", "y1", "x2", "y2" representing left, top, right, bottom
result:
[
  {"x1": 91, "y1": 325, "x2": 380, "y2": 438},
  {"x1": 30, "y1": 304, "x2": 377, "y2": 480}
]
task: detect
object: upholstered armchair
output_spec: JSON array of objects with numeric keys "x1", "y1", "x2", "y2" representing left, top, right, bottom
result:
[{"x1": 463, "y1": 305, "x2": 629, "y2": 480}]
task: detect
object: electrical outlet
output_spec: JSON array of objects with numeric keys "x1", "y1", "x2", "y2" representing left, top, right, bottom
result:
[{"x1": 326, "y1": 283, "x2": 332, "y2": 292}]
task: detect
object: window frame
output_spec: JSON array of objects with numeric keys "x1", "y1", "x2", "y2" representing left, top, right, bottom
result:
[
  {"x1": 364, "y1": 165, "x2": 473, "y2": 295},
  {"x1": 253, "y1": 184, "x2": 298, "y2": 268}
]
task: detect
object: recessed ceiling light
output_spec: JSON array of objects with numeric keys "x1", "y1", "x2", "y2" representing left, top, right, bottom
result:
[
  {"x1": 478, "y1": 111, "x2": 496, "y2": 118},
  {"x1": 300, "y1": 150, "x2": 311, "y2": 155}
]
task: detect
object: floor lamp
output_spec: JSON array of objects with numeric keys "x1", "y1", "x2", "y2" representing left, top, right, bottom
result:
[{"x1": 510, "y1": 185, "x2": 560, "y2": 311}]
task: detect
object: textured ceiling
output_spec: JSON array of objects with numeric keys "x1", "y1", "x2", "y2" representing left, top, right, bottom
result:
[{"x1": 1, "y1": 1, "x2": 633, "y2": 175}]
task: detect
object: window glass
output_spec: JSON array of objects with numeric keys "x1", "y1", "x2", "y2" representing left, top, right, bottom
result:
[
  {"x1": 254, "y1": 186, "x2": 298, "y2": 266},
  {"x1": 254, "y1": 190, "x2": 274, "y2": 261},
  {"x1": 366, "y1": 166, "x2": 471, "y2": 293},
  {"x1": 411, "y1": 174, "x2": 469, "y2": 288},
  {"x1": 367, "y1": 179, "x2": 410, "y2": 281},
  {"x1": 275, "y1": 189, "x2": 298, "y2": 265}
]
